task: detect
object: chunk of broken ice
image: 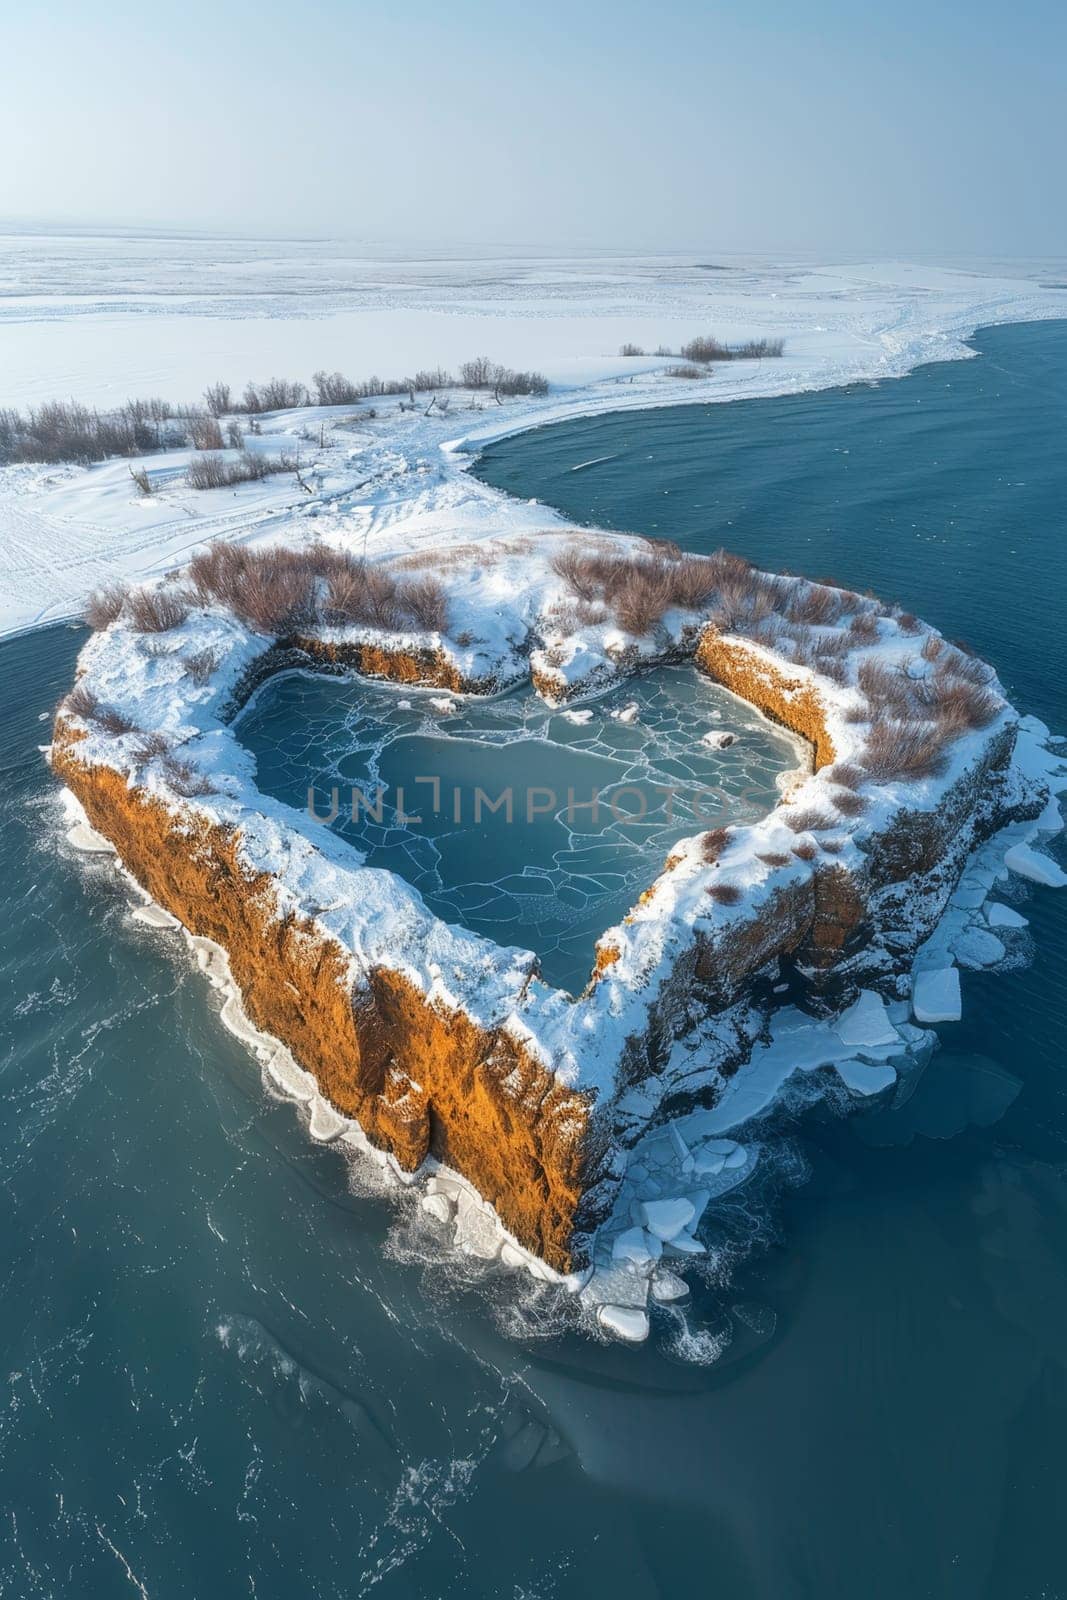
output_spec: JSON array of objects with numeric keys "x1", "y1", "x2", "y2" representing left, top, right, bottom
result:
[
  {"x1": 912, "y1": 967, "x2": 962, "y2": 1024},
  {"x1": 421, "y1": 1191, "x2": 454, "y2": 1225},
  {"x1": 834, "y1": 989, "x2": 899, "y2": 1049},
  {"x1": 650, "y1": 1270, "x2": 690, "y2": 1303},
  {"x1": 612, "y1": 1226, "x2": 662, "y2": 1267},
  {"x1": 952, "y1": 926, "x2": 1006, "y2": 968},
  {"x1": 641, "y1": 1198, "x2": 696, "y2": 1240},
  {"x1": 598, "y1": 1304, "x2": 650, "y2": 1342},
  {"x1": 986, "y1": 902, "x2": 1028, "y2": 929},
  {"x1": 1004, "y1": 845, "x2": 1067, "y2": 887}
]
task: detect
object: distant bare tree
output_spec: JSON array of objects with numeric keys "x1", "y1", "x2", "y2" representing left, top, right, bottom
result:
[{"x1": 204, "y1": 382, "x2": 232, "y2": 417}]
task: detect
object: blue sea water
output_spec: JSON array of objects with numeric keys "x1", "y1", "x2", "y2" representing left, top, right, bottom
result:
[{"x1": 2, "y1": 320, "x2": 1066, "y2": 1598}]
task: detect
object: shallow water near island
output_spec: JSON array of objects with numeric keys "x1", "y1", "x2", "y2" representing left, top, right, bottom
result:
[
  {"x1": 236, "y1": 664, "x2": 799, "y2": 994},
  {"x1": 3, "y1": 320, "x2": 1067, "y2": 1598}
]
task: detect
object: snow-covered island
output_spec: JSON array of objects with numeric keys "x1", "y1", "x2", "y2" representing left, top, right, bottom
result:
[{"x1": 51, "y1": 501, "x2": 1066, "y2": 1342}]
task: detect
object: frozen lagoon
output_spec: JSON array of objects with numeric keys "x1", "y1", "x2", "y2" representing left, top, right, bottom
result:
[{"x1": 237, "y1": 663, "x2": 800, "y2": 994}]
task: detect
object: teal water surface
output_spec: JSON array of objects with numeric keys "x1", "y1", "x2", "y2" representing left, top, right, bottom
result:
[
  {"x1": 235, "y1": 664, "x2": 796, "y2": 994},
  {"x1": 2, "y1": 320, "x2": 1066, "y2": 1599}
]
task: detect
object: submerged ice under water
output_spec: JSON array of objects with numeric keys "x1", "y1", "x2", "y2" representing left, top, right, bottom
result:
[{"x1": 237, "y1": 663, "x2": 799, "y2": 993}]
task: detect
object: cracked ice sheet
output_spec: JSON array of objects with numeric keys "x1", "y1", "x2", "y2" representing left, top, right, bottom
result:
[{"x1": 236, "y1": 661, "x2": 797, "y2": 996}]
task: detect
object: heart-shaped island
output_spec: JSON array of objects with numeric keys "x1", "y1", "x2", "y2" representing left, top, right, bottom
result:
[{"x1": 51, "y1": 531, "x2": 1064, "y2": 1335}]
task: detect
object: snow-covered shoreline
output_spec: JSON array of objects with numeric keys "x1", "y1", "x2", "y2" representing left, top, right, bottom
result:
[{"x1": 3, "y1": 255, "x2": 1067, "y2": 640}]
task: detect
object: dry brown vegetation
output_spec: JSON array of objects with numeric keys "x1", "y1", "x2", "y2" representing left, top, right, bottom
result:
[
  {"x1": 187, "y1": 541, "x2": 449, "y2": 638},
  {"x1": 84, "y1": 583, "x2": 129, "y2": 630},
  {"x1": 861, "y1": 720, "x2": 948, "y2": 781},
  {"x1": 161, "y1": 756, "x2": 216, "y2": 797},
  {"x1": 125, "y1": 588, "x2": 191, "y2": 633},
  {"x1": 784, "y1": 807, "x2": 837, "y2": 833},
  {"x1": 95, "y1": 706, "x2": 138, "y2": 736},
  {"x1": 706, "y1": 881, "x2": 743, "y2": 904},
  {"x1": 825, "y1": 761, "x2": 864, "y2": 789},
  {"x1": 679, "y1": 335, "x2": 785, "y2": 363},
  {"x1": 700, "y1": 827, "x2": 730, "y2": 863},
  {"x1": 134, "y1": 732, "x2": 170, "y2": 763},
  {"x1": 186, "y1": 450, "x2": 299, "y2": 489},
  {"x1": 831, "y1": 789, "x2": 869, "y2": 817},
  {"x1": 63, "y1": 682, "x2": 99, "y2": 720},
  {"x1": 184, "y1": 648, "x2": 221, "y2": 685}
]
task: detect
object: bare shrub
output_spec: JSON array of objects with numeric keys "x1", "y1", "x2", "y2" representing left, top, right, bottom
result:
[
  {"x1": 410, "y1": 367, "x2": 454, "y2": 392},
  {"x1": 668, "y1": 557, "x2": 719, "y2": 609},
  {"x1": 494, "y1": 368, "x2": 550, "y2": 398},
  {"x1": 896, "y1": 612, "x2": 922, "y2": 635},
  {"x1": 204, "y1": 383, "x2": 232, "y2": 417},
  {"x1": 126, "y1": 588, "x2": 190, "y2": 633},
  {"x1": 861, "y1": 721, "x2": 948, "y2": 781},
  {"x1": 785, "y1": 583, "x2": 843, "y2": 626},
  {"x1": 552, "y1": 547, "x2": 702, "y2": 633},
  {"x1": 84, "y1": 583, "x2": 129, "y2": 630},
  {"x1": 857, "y1": 658, "x2": 913, "y2": 716},
  {"x1": 401, "y1": 577, "x2": 448, "y2": 632},
  {"x1": 241, "y1": 378, "x2": 308, "y2": 413},
  {"x1": 757, "y1": 851, "x2": 791, "y2": 868},
  {"x1": 619, "y1": 344, "x2": 645, "y2": 357},
  {"x1": 226, "y1": 421, "x2": 243, "y2": 449},
  {"x1": 933, "y1": 677, "x2": 1001, "y2": 735},
  {"x1": 706, "y1": 882, "x2": 743, "y2": 905},
  {"x1": 701, "y1": 827, "x2": 730, "y2": 863},
  {"x1": 186, "y1": 450, "x2": 299, "y2": 489},
  {"x1": 130, "y1": 465, "x2": 152, "y2": 495},
  {"x1": 939, "y1": 647, "x2": 995, "y2": 686},
  {"x1": 459, "y1": 357, "x2": 548, "y2": 396},
  {"x1": 459, "y1": 356, "x2": 497, "y2": 388},
  {"x1": 792, "y1": 840, "x2": 818, "y2": 861},
  {"x1": 161, "y1": 756, "x2": 215, "y2": 797},
  {"x1": 189, "y1": 415, "x2": 225, "y2": 451},
  {"x1": 312, "y1": 370, "x2": 364, "y2": 406},
  {"x1": 96, "y1": 706, "x2": 138, "y2": 735},
  {"x1": 680, "y1": 334, "x2": 784, "y2": 363},
  {"x1": 552, "y1": 549, "x2": 601, "y2": 601},
  {"x1": 824, "y1": 761, "x2": 864, "y2": 788},
  {"x1": 134, "y1": 732, "x2": 170, "y2": 762},
  {"x1": 726, "y1": 337, "x2": 781, "y2": 358},
  {"x1": 63, "y1": 682, "x2": 99, "y2": 720},
  {"x1": 666, "y1": 365, "x2": 704, "y2": 380},
  {"x1": 921, "y1": 633, "x2": 944, "y2": 662},
  {"x1": 785, "y1": 807, "x2": 837, "y2": 833},
  {"x1": 681, "y1": 335, "x2": 730, "y2": 364},
  {"x1": 614, "y1": 564, "x2": 673, "y2": 634},
  {"x1": 240, "y1": 565, "x2": 318, "y2": 634},
  {"x1": 848, "y1": 611, "x2": 880, "y2": 641},
  {"x1": 184, "y1": 648, "x2": 220, "y2": 685},
  {"x1": 832, "y1": 789, "x2": 869, "y2": 817},
  {"x1": 812, "y1": 653, "x2": 848, "y2": 685}
]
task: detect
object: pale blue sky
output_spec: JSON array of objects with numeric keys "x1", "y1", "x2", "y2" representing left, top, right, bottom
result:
[{"x1": 2, "y1": 0, "x2": 1064, "y2": 252}]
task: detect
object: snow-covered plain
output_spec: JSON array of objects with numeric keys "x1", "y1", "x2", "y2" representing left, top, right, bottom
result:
[{"x1": 3, "y1": 239, "x2": 1067, "y2": 637}]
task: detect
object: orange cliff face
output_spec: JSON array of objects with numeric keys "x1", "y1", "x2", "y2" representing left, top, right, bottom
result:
[{"x1": 51, "y1": 727, "x2": 598, "y2": 1273}]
